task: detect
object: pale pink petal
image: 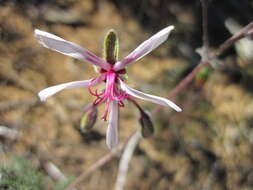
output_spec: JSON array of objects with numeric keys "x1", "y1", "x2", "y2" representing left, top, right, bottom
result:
[
  {"x1": 34, "y1": 29, "x2": 111, "y2": 70},
  {"x1": 106, "y1": 101, "x2": 119, "y2": 149},
  {"x1": 114, "y1": 25, "x2": 174, "y2": 71},
  {"x1": 38, "y1": 76, "x2": 103, "y2": 101},
  {"x1": 119, "y1": 80, "x2": 182, "y2": 112}
]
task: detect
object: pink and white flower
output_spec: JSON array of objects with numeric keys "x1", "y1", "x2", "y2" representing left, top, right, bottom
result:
[{"x1": 35, "y1": 26, "x2": 182, "y2": 149}]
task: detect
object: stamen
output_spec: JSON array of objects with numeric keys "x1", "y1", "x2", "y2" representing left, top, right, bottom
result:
[
  {"x1": 88, "y1": 70, "x2": 127, "y2": 121},
  {"x1": 88, "y1": 86, "x2": 99, "y2": 97},
  {"x1": 118, "y1": 101, "x2": 125, "y2": 107},
  {"x1": 93, "y1": 96, "x2": 103, "y2": 105}
]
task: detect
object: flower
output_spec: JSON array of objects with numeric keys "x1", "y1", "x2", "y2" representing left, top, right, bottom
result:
[{"x1": 34, "y1": 26, "x2": 182, "y2": 149}]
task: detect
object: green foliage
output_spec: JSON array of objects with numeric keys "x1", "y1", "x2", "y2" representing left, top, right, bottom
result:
[
  {"x1": 0, "y1": 156, "x2": 45, "y2": 190},
  {"x1": 0, "y1": 156, "x2": 74, "y2": 190}
]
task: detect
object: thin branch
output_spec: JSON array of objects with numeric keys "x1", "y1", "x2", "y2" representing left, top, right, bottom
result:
[
  {"x1": 170, "y1": 62, "x2": 208, "y2": 98},
  {"x1": 65, "y1": 150, "x2": 116, "y2": 190},
  {"x1": 200, "y1": 0, "x2": 209, "y2": 51},
  {"x1": 152, "y1": 61, "x2": 208, "y2": 115},
  {"x1": 43, "y1": 161, "x2": 76, "y2": 190},
  {"x1": 43, "y1": 161, "x2": 67, "y2": 182},
  {"x1": 64, "y1": 133, "x2": 135, "y2": 190},
  {"x1": 214, "y1": 21, "x2": 253, "y2": 57},
  {"x1": 114, "y1": 132, "x2": 142, "y2": 190}
]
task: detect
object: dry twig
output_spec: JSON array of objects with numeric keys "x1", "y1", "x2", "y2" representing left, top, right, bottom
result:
[
  {"x1": 114, "y1": 132, "x2": 142, "y2": 190},
  {"x1": 43, "y1": 161, "x2": 77, "y2": 190}
]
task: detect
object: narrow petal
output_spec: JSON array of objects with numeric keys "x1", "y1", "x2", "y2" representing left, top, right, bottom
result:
[
  {"x1": 106, "y1": 101, "x2": 119, "y2": 149},
  {"x1": 119, "y1": 80, "x2": 182, "y2": 112},
  {"x1": 114, "y1": 25, "x2": 174, "y2": 71},
  {"x1": 38, "y1": 76, "x2": 103, "y2": 101},
  {"x1": 34, "y1": 29, "x2": 111, "y2": 70}
]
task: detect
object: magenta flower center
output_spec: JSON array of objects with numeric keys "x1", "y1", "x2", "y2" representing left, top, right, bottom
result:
[{"x1": 88, "y1": 69, "x2": 127, "y2": 121}]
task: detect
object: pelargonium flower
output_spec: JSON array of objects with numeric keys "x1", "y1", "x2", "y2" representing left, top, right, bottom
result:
[{"x1": 34, "y1": 26, "x2": 182, "y2": 149}]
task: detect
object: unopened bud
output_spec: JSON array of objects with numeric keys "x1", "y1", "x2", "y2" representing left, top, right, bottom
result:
[
  {"x1": 139, "y1": 111, "x2": 154, "y2": 138},
  {"x1": 103, "y1": 29, "x2": 119, "y2": 64},
  {"x1": 80, "y1": 106, "x2": 98, "y2": 132}
]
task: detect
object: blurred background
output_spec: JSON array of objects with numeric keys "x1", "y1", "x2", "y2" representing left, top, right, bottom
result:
[{"x1": 0, "y1": 0, "x2": 253, "y2": 189}]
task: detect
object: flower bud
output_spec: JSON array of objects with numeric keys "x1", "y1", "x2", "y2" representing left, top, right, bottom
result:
[
  {"x1": 103, "y1": 29, "x2": 119, "y2": 64},
  {"x1": 139, "y1": 111, "x2": 154, "y2": 138},
  {"x1": 80, "y1": 106, "x2": 98, "y2": 132}
]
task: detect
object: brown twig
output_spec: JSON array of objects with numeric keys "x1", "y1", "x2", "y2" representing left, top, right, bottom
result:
[
  {"x1": 65, "y1": 133, "x2": 135, "y2": 190},
  {"x1": 65, "y1": 152, "x2": 116, "y2": 190},
  {"x1": 200, "y1": 0, "x2": 209, "y2": 51},
  {"x1": 214, "y1": 21, "x2": 253, "y2": 57},
  {"x1": 152, "y1": 61, "x2": 208, "y2": 115},
  {"x1": 170, "y1": 62, "x2": 208, "y2": 98},
  {"x1": 43, "y1": 161, "x2": 76, "y2": 190}
]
